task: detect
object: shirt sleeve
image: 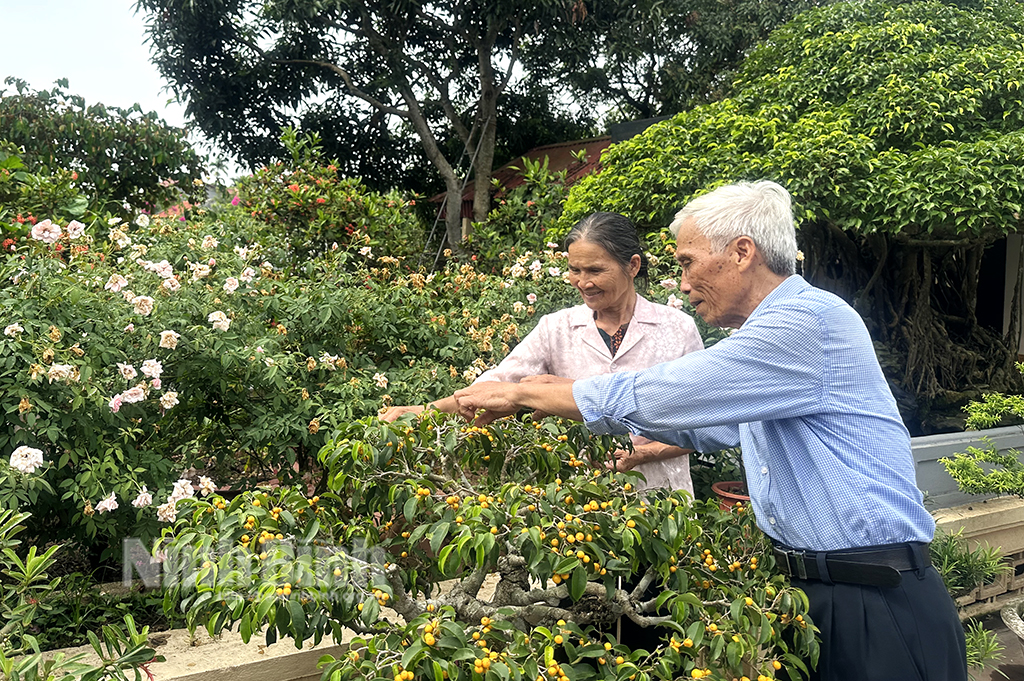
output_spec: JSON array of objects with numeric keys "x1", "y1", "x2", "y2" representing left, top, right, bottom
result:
[
  {"x1": 573, "y1": 302, "x2": 827, "y2": 442},
  {"x1": 475, "y1": 313, "x2": 554, "y2": 383}
]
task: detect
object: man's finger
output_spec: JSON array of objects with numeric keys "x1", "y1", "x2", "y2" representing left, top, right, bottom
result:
[{"x1": 473, "y1": 410, "x2": 499, "y2": 427}]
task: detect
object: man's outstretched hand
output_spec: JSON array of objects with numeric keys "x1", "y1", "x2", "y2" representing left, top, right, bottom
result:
[
  {"x1": 453, "y1": 382, "x2": 521, "y2": 425},
  {"x1": 454, "y1": 379, "x2": 582, "y2": 425}
]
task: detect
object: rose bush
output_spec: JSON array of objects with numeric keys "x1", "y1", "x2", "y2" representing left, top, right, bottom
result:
[{"x1": 0, "y1": 165, "x2": 717, "y2": 559}]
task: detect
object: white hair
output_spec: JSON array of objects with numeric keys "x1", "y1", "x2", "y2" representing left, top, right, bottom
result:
[{"x1": 669, "y1": 181, "x2": 797, "y2": 276}]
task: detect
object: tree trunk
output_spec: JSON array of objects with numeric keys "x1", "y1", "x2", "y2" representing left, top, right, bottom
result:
[
  {"x1": 471, "y1": 33, "x2": 501, "y2": 225},
  {"x1": 444, "y1": 180, "x2": 464, "y2": 249}
]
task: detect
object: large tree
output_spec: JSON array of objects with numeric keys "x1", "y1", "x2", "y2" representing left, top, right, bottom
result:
[
  {"x1": 561, "y1": 0, "x2": 1024, "y2": 422},
  {"x1": 136, "y1": 0, "x2": 820, "y2": 249},
  {"x1": 136, "y1": 0, "x2": 590, "y2": 247}
]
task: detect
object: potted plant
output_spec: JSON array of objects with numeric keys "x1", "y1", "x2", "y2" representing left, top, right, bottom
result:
[{"x1": 692, "y1": 448, "x2": 748, "y2": 509}]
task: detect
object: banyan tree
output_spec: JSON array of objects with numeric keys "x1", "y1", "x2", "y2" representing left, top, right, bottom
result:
[{"x1": 561, "y1": 0, "x2": 1024, "y2": 425}]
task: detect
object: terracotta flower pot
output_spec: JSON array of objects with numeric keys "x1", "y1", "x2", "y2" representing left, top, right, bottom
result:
[{"x1": 711, "y1": 480, "x2": 749, "y2": 511}]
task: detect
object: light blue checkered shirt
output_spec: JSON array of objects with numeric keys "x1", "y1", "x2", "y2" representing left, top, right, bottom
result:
[{"x1": 573, "y1": 275, "x2": 934, "y2": 551}]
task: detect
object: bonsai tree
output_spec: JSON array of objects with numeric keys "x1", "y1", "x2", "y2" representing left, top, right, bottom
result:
[
  {"x1": 156, "y1": 413, "x2": 819, "y2": 681},
  {"x1": 560, "y1": 0, "x2": 1024, "y2": 414},
  {"x1": 940, "y1": 362, "x2": 1024, "y2": 496}
]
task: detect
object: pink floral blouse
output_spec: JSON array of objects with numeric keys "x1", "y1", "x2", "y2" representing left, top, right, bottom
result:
[{"x1": 476, "y1": 293, "x2": 704, "y2": 493}]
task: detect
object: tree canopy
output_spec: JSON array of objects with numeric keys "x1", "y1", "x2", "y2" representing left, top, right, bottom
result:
[
  {"x1": 526, "y1": 0, "x2": 832, "y2": 120},
  {"x1": 0, "y1": 78, "x2": 204, "y2": 217},
  {"x1": 561, "y1": 0, "x2": 1024, "y2": 418}
]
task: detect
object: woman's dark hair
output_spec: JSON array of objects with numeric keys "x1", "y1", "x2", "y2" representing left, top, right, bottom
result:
[{"x1": 564, "y1": 212, "x2": 650, "y2": 291}]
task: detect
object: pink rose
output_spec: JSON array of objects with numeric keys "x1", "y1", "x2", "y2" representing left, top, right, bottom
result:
[
  {"x1": 67, "y1": 220, "x2": 86, "y2": 239},
  {"x1": 109, "y1": 394, "x2": 123, "y2": 413},
  {"x1": 121, "y1": 386, "x2": 146, "y2": 403},
  {"x1": 31, "y1": 219, "x2": 62, "y2": 244}
]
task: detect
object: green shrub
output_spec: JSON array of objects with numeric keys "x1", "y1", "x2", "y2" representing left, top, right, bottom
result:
[
  {"x1": 157, "y1": 414, "x2": 819, "y2": 681},
  {"x1": 232, "y1": 129, "x2": 426, "y2": 262},
  {"x1": 0, "y1": 78, "x2": 204, "y2": 219}
]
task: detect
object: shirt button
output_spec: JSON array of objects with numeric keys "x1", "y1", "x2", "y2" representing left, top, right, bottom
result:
[
  {"x1": 768, "y1": 517, "x2": 776, "y2": 525},
  {"x1": 609, "y1": 362, "x2": 617, "y2": 370},
  {"x1": 761, "y1": 466, "x2": 768, "y2": 475}
]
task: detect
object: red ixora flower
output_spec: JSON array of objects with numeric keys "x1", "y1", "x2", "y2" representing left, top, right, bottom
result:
[
  {"x1": 316, "y1": 197, "x2": 326, "y2": 204},
  {"x1": 2, "y1": 238, "x2": 15, "y2": 251},
  {"x1": 288, "y1": 184, "x2": 300, "y2": 192}
]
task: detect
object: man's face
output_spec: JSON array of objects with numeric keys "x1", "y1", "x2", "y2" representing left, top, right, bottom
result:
[{"x1": 673, "y1": 217, "x2": 746, "y2": 328}]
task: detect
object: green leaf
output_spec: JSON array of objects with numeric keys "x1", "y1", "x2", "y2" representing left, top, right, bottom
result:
[
  {"x1": 404, "y1": 496, "x2": 418, "y2": 522},
  {"x1": 569, "y1": 564, "x2": 587, "y2": 602}
]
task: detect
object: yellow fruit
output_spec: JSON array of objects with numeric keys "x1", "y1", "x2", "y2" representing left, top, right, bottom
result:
[
  {"x1": 424, "y1": 633, "x2": 436, "y2": 646},
  {"x1": 615, "y1": 656, "x2": 625, "y2": 665},
  {"x1": 554, "y1": 635, "x2": 563, "y2": 644},
  {"x1": 773, "y1": 661, "x2": 782, "y2": 671}
]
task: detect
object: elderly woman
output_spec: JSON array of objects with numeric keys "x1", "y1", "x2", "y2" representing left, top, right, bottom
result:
[{"x1": 383, "y1": 212, "x2": 703, "y2": 493}]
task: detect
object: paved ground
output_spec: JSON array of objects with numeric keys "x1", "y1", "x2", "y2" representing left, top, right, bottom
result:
[{"x1": 981, "y1": 611, "x2": 1024, "y2": 680}]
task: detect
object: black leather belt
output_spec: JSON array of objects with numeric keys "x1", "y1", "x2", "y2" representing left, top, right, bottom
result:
[{"x1": 772, "y1": 542, "x2": 931, "y2": 588}]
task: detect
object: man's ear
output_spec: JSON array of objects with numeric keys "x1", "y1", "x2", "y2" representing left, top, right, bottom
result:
[{"x1": 732, "y1": 236, "x2": 758, "y2": 271}]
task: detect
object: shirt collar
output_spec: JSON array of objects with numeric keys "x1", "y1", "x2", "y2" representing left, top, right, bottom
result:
[
  {"x1": 569, "y1": 293, "x2": 658, "y2": 327},
  {"x1": 744, "y1": 275, "x2": 808, "y2": 325}
]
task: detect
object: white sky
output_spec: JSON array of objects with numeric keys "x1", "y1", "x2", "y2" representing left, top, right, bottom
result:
[
  {"x1": 0, "y1": 0, "x2": 256, "y2": 181},
  {"x1": 0, "y1": 0, "x2": 187, "y2": 127}
]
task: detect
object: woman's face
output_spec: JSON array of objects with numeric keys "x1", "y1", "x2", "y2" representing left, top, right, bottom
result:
[{"x1": 567, "y1": 239, "x2": 639, "y2": 312}]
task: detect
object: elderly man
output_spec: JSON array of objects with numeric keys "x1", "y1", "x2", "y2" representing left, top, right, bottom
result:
[{"x1": 454, "y1": 181, "x2": 967, "y2": 680}]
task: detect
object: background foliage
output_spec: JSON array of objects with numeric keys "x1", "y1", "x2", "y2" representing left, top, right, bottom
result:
[{"x1": 0, "y1": 78, "x2": 204, "y2": 219}]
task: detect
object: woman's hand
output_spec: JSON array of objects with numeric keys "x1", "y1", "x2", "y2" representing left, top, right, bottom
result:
[
  {"x1": 609, "y1": 448, "x2": 641, "y2": 471},
  {"x1": 379, "y1": 404, "x2": 425, "y2": 422}
]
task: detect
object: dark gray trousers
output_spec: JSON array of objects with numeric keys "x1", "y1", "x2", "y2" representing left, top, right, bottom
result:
[{"x1": 793, "y1": 566, "x2": 968, "y2": 681}]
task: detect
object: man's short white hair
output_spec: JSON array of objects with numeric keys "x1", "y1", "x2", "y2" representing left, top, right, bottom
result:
[{"x1": 669, "y1": 180, "x2": 797, "y2": 277}]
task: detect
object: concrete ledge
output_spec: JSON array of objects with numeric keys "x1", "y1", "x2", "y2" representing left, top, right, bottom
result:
[
  {"x1": 913, "y1": 425, "x2": 1024, "y2": 509},
  {"x1": 45, "y1": 625, "x2": 354, "y2": 681},
  {"x1": 934, "y1": 496, "x2": 1024, "y2": 618},
  {"x1": 933, "y1": 496, "x2": 1024, "y2": 555}
]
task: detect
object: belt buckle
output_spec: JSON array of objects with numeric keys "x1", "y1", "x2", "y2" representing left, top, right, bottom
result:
[{"x1": 785, "y1": 549, "x2": 808, "y2": 580}]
